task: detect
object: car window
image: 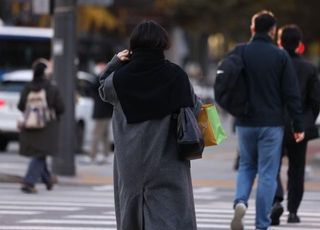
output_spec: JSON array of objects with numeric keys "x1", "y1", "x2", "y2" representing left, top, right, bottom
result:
[{"x1": 0, "y1": 81, "x2": 26, "y2": 92}]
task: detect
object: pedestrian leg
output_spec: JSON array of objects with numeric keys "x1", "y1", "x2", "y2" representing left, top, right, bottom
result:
[
  {"x1": 256, "y1": 127, "x2": 284, "y2": 229},
  {"x1": 287, "y1": 140, "x2": 307, "y2": 222},
  {"x1": 231, "y1": 127, "x2": 258, "y2": 230},
  {"x1": 22, "y1": 157, "x2": 46, "y2": 193},
  {"x1": 40, "y1": 157, "x2": 54, "y2": 190}
]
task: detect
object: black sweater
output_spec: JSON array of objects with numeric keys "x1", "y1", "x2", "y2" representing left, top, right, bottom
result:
[{"x1": 236, "y1": 33, "x2": 304, "y2": 132}]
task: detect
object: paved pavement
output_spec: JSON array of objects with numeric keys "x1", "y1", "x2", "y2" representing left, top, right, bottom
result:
[
  {"x1": 1, "y1": 127, "x2": 320, "y2": 190},
  {"x1": 1, "y1": 183, "x2": 320, "y2": 230},
  {"x1": 1, "y1": 119, "x2": 320, "y2": 229}
]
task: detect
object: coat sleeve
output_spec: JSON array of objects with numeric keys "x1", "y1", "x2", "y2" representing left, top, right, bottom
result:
[
  {"x1": 17, "y1": 86, "x2": 29, "y2": 112},
  {"x1": 281, "y1": 53, "x2": 304, "y2": 132},
  {"x1": 99, "y1": 74, "x2": 118, "y2": 105},
  {"x1": 306, "y1": 65, "x2": 320, "y2": 121},
  {"x1": 189, "y1": 81, "x2": 202, "y2": 117},
  {"x1": 99, "y1": 55, "x2": 123, "y2": 105}
]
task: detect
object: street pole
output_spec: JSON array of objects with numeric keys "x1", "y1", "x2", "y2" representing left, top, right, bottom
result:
[{"x1": 52, "y1": 0, "x2": 77, "y2": 176}]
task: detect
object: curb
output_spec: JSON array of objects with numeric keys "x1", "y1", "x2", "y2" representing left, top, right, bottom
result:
[
  {"x1": 0, "y1": 173, "x2": 23, "y2": 183},
  {"x1": 0, "y1": 172, "x2": 113, "y2": 186}
]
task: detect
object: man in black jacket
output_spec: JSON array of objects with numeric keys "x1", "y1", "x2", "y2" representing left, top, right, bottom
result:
[
  {"x1": 230, "y1": 11, "x2": 305, "y2": 230},
  {"x1": 270, "y1": 25, "x2": 320, "y2": 226}
]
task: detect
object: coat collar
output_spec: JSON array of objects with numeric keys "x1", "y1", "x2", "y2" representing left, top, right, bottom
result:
[
  {"x1": 251, "y1": 33, "x2": 274, "y2": 44},
  {"x1": 286, "y1": 49, "x2": 300, "y2": 58}
]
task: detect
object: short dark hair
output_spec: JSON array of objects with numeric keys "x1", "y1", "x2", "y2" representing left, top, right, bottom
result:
[
  {"x1": 130, "y1": 20, "x2": 170, "y2": 51},
  {"x1": 252, "y1": 10, "x2": 277, "y2": 33},
  {"x1": 32, "y1": 58, "x2": 48, "y2": 82},
  {"x1": 279, "y1": 24, "x2": 302, "y2": 51}
]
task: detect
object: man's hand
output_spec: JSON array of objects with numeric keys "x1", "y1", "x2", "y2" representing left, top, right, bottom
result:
[
  {"x1": 117, "y1": 49, "x2": 130, "y2": 61},
  {"x1": 294, "y1": 132, "x2": 305, "y2": 143}
]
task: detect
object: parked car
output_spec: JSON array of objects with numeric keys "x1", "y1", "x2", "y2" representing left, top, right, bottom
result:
[{"x1": 0, "y1": 70, "x2": 95, "y2": 152}]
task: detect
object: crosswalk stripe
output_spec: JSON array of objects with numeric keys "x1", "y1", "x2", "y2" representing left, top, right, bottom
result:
[
  {"x1": 198, "y1": 217, "x2": 320, "y2": 226},
  {"x1": 0, "y1": 200, "x2": 113, "y2": 207},
  {"x1": 43, "y1": 190, "x2": 112, "y2": 197},
  {"x1": 197, "y1": 223, "x2": 243, "y2": 229},
  {"x1": 196, "y1": 207, "x2": 320, "y2": 218},
  {"x1": 194, "y1": 195, "x2": 219, "y2": 200},
  {"x1": 1, "y1": 194, "x2": 114, "y2": 201},
  {"x1": 196, "y1": 213, "x2": 320, "y2": 222},
  {"x1": 0, "y1": 205, "x2": 81, "y2": 211},
  {"x1": 0, "y1": 227, "x2": 115, "y2": 230},
  {"x1": 66, "y1": 215, "x2": 115, "y2": 220},
  {"x1": 0, "y1": 210, "x2": 41, "y2": 215},
  {"x1": 193, "y1": 187, "x2": 217, "y2": 193},
  {"x1": 92, "y1": 185, "x2": 114, "y2": 191},
  {"x1": 1, "y1": 184, "x2": 320, "y2": 230},
  {"x1": 21, "y1": 219, "x2": 117, "y2": 225}
]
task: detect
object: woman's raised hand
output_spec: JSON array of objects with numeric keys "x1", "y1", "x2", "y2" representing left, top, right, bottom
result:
[{"x1": 117, "y1": 49, "x2": 130, "y2": 61}]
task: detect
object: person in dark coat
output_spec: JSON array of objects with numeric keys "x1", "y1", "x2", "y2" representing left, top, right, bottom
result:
[
  {"x1": 18, "y1": 58, "x2": 65, "y2": 193},
  {"x1": 99, "y1": 20, "x2": 200, "y2": 230},
  {"x1": 230, "y1": 11, "x2": 304, "y2": 230},
  {"x1": 270, "y1": 25, "x2": 320, "y2": 225},
  {"x1": 88, "y1": 63, "x2": 113, "y2": 164}
]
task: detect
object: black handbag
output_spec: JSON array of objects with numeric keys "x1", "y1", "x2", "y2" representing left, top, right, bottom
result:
[{"x1": 176, "y1": 107, "x2": 205, "y2": 160}]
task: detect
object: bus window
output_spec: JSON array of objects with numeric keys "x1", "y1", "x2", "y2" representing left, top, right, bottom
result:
[
  {"x1": 0, "y1": 26, "x2": 53, "y2": 79},
  {"x1": 0, "y1": 38, "x2": 51, "y2": 70}
]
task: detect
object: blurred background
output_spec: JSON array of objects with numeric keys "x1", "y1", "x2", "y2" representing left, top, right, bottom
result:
[
  {"x1": 0, "y1": 0, "x2": 319, "y2": 173},
  {"x1": 1, "y1": 0, "x2": 320, "y2": 82}
]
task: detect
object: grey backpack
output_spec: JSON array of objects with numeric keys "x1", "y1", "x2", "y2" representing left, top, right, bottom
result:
[{"x1": 23, "y1": 89, "x2": 55, "y2": 129}]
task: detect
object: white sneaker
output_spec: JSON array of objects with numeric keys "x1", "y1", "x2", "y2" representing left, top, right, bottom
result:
[
  {"x1": 256, "y1": 228, "x2": 275, "y2": 230},
  {"x1": 79, "y1": 155, "x2": 94, "y2": 165},
  {"x1": 94, "y1": 154, "x2": 109, "y2": 165},
  {"x1": 231, "y1": 203, "x2": 246, "y2": 230}
]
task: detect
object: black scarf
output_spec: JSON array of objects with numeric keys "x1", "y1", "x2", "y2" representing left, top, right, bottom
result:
[{"x1": 113, "y1": 49, "x2": 194, "y2": 124}]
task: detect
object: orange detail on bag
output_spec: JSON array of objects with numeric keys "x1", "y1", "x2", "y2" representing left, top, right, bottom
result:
[{"x1": 197, "y1": 104, "x2": 227, "y2": 146}]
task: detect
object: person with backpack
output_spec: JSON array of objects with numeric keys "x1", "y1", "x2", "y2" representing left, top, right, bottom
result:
[
  {"x1": 18, "y1": 58, "x2": 65, "y2": 193},
  {"x1": 270, "y1": 25, "x2": 320, "y2": 226},
  {"x1": 218, "y1": 11, "x2": 305, "y2": 230}
]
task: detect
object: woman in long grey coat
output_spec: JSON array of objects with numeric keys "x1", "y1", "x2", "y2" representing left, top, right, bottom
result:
[
  {"x1": 18, "y1": 59, "x2": 64, "y2": 193},
  {"x1": 99, "y1": 21, "x2": 200, "y2": 230}
]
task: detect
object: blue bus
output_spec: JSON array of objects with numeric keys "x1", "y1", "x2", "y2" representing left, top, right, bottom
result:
[{"x1": 0, "y1": 26, "x2": 52, "y2": 79}]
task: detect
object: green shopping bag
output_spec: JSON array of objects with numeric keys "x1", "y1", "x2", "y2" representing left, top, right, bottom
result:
[{"x1": 198, "y1": 104, "x2": 227, "y2": 146}]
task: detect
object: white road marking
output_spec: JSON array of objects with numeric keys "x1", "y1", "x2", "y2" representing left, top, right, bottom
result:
[
  {"x1": 0, "y1": 205, "x2": 81, "y2": 211},
  {"x1": 0, "y1": 227, "x2": 115, "y2": 230},
  {"x1": 21, "y1": 219, "x2": 116, "y2": 225},
  {"x1": 0, "y1": 210, "x2": 41, "y2": 215}
]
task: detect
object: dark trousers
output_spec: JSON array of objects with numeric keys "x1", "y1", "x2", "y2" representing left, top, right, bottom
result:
[
  {"x1": 274, "y1": 139, "x2": 308, "y2": 213},
  {"x1": 24, "y1": 156, "x2": 51, "y2": 186}
]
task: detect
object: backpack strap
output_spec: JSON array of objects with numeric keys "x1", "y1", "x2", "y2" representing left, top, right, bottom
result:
[{"x1": 234, "y1": 44, "x2": 253, "y2": 117}]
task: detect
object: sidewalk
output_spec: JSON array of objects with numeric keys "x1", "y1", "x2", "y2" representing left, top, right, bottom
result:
[
  {"x1": 0, "y1": 148, "x2": 114, "y2": 185},
  {"x1": 1, "y1": 136, "x2": 320, "y2": 190}
]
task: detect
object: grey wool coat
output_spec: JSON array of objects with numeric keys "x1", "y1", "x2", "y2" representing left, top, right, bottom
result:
[{"x1": 99, "y1": 56, "x2": 200, "y2": 230}]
